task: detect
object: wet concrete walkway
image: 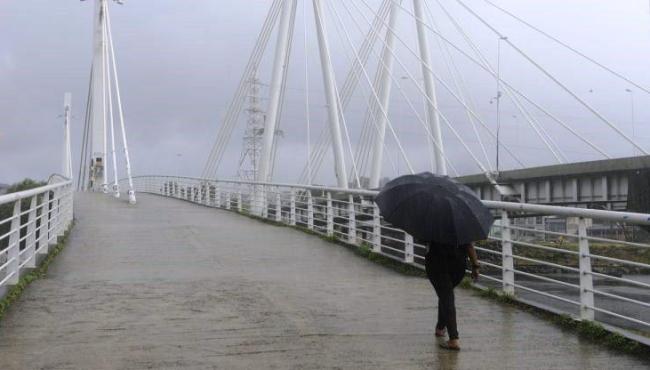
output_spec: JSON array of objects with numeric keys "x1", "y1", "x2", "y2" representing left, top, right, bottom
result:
[{"x1": 0, "y1": 192, "x2": 647, "y2": 369}]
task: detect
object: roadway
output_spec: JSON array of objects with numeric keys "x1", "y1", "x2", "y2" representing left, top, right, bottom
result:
[{"x1": 0, "y1": 192, "x2": 647, "y2": 369}]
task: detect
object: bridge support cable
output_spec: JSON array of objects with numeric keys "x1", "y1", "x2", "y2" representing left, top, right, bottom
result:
[
  {"x1": 327, "y1": 7, "x2": 401, "y2": 183},
  {"x1": 327, "y1": 1, "x2": 417, "y2": 177},
  {"x1": 482, "y1": 0, "x2": 650, "y2": 96},
  {"x1": 354, "y1": 0, "x2": 522, "y2": 173},
  {"x1": 425, "y1": 4, "x2": 493, "y2": 171},
  {"x1": 78, "y1": 68, "x2": 94, "y2": 191},
  {"x1": 342, "y1": 1, "x2": 480, "y2": 176},
  {"x1": 454, "y1": 0, "x2": 649, "y2": 155},
  {"x1": 351, "y1": 0, "x2": 508, "y2": 176},
  {"x1": 337, "y1": 1, "x2": 460, "y2": 177},
  {"x1": 431, "y1": 0, "x2": 571, "y2": 165},
  {"x1": 426, "y1": 0, "x2": 610, "y2": 160},
  {"x1": 297, "y1": 0, "x2": 392, "y2": 184},
  {"x1": 390, "y1": 0, "x2": 610, "y2": 162},
  {"x1": 105, "y1": 3, "x2": 136, "y2": 204},
  {"x1": 427, "y1": 0, "x2": 566, "y2": 165},
  {"x1": 325, "y1": 1, "x2": 402, "y2": 185},
  {"x1": 202, "y1": 0, "x2": 284, "y2": 179}
]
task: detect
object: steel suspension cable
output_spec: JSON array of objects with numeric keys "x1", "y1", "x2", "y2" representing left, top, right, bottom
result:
[
  {"x1": 105, "y1": 5, "x2": 136, "y2": 199},
  {"x1": 297, "y1": 0, "x2": 392, "y2": 183},
  {"x1": 429, "y1": 0, "x2": 607, "y2": 160},
  {"x1": 341, "y1": 0, "x2": 460, "y2": 176},
  {"x1": 202, "y1": 0, "x2": 283, "y2": 179},
  {"x1": 483, "y1": 0, "x2": 650, "y2": 96},
  {"x1": 425, "y1": 4, "x2": 493, "y2": 170},
  {"x1": 430, "y1": 0, "x2": 566, "y2": 164},
  {"x1": 345, "y1": 1, "x2": 470, "y2": 175},
  {"x1": 391, "y1": 0, "x2": 611, "y2": 160},
  {"x1": 455, "y1": 0, "x2": 648, "y2": 155},
  {"x1": 327, "y1": 0, "x2": 400, "y2": 182},
  {"x1": 328, "y1": 1, "x2": 415, "y2": 175},
  {"x1": 352, "y1": 0, "x2": 500, "y2": 174}
]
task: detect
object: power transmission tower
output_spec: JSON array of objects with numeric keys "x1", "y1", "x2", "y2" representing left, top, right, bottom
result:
[{"x1": 237, "y1": 71, "x2": 266, "y2": 182}]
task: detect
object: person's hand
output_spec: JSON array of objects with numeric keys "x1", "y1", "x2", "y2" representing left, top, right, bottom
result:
[{"x1": 471, "y1": 264, "x2": 480, "y2": 281}]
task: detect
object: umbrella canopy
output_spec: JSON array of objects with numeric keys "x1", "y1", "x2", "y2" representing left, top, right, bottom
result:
[{"x1": 375, "y1": 172, "x2": 494, "y2": 245}]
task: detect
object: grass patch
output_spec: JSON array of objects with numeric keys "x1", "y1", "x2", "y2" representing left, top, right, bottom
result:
[
  {"x1": 0, "y1": 223, "x2": 74, "y2": 323},
  {"x1": 459, "y1": 277, "x2": 650, "y2": 358}
]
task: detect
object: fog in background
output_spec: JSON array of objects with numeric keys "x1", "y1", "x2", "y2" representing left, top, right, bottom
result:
[{"x1": 1, "y1": 0, "x2": 650, "y2": 185}]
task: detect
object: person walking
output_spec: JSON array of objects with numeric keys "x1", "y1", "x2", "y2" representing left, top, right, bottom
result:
[
  {"x1": 374, "y1": 172, "x2": 493, "y2": 351},
  {"x1": 425, "y1": 242, "x2": 480, "y2": 351}
]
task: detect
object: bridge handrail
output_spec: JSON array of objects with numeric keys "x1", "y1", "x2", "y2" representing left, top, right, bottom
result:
[
  {"x1": 131, "y1": 175, "x2": 650, "y2": 224},
  {"x1": 0, "y1": 176, "x2": 72, "y2": 207},
  {"x1": 0, "y1": 175, "x2": 74, "y2": 290},
  {"x1": 126, "y1": 175, "x2": 650, "y2": 337}
]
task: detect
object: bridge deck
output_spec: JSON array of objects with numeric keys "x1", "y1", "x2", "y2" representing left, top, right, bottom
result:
[{"x1": 0, "y1": 193, "x2": 646, "y2": 369}]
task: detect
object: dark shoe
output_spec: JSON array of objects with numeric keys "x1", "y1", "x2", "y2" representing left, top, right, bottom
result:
[
  {"x1": 435, "y1": 328, "x2": 446, "y2": 337},
  {"x1": 439, "y1": 341, "x2": 460, "y2": 351}
]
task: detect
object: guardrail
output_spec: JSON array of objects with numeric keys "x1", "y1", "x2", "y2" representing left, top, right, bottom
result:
[
  {"x1": 0, "y1": 175, "x2": 74, "y2": 291},
  {"x1": 127, "y1": 175, "x2": 650, "y2": 335}
]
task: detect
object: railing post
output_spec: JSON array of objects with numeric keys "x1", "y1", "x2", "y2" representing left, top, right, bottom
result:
[
  {"x1": 225, "y1": 191, "x2": 231, "y2": 210},
  {"x1": 347, "y1": 194, "x2": 356, "y2": 244},
  {"x1": 307, "y1": 191, "x2": 314, "y2": 230},
  {"x1": 55, "y1": 189, "x2": 64, "y2": 237},
  {"x1": 237, "y1": 187, "x2": 243, "y2": 213},
  {"x1": 25, "y1": 196, "x2": 38, "y2": 268},
  {"x1": 404, "y1": 234, "x2": 414, "y2": 263},
  {"x1": 215, "y1": 183, "x2": 221, "y2": 208},
  {"x1": 326, "y1": 192, "x2": 334, "y2": 237},
  {"x1": 38, "y1": 190, "x2": 50, "y2": 255},
  {"x1": 8, "y1": 200, "x2": 21, "y2": 285},
  {"x1": 372, "y1": 203, "x2": 381, "y2": 253},
  {"x1": 289, "y1": 189, "x2": 296, "y2": 226},
  {"x1": 275, "y1": 189, "x2": 282, "y2": 222},
  {"x1": 262, "y1": 186, "x2": 269, "y2": 219},
  {"x1": 578, "y1": 217, "x2": 595, "y2": 321},
  {"x1": 501, "y1": 210, "x2": 515, "y2": 295}
]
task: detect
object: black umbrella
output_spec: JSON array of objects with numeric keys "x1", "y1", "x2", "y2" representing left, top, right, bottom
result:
[{"x1": 375, "y1": 172, "x2": 494, "y2": 245}]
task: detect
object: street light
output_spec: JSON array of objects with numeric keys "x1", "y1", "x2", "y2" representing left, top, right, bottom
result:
[{"x1": 625, "y1": 88, "x2": 635, "y2": 155}]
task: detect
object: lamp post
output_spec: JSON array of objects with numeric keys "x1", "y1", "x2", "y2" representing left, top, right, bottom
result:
[{"x1": 625, "y1": 88, "x2": 635, "y2": 155}]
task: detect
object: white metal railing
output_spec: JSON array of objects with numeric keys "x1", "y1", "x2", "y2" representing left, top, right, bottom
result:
[
  {"x1": 0, "y1": 175, "x2": 74, "y2": 290},
  {"x1": 126, "y1": 175, "x2": 650, "y2": 335}
]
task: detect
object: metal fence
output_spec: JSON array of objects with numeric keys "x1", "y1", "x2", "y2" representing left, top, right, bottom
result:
[
  {"x1": 127, "y1": 175, "x2": 650, "y2": 335},
  {"x1": 0, "y1": 175, "x2": 74, "y2": 291}
]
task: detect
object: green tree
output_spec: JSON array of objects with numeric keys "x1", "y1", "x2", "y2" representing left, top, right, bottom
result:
[{"x1": 0, "y1": 179, "x2": 46, "y2": 250}]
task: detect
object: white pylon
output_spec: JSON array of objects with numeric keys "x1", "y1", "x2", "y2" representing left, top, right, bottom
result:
[
  {"x1": 413, "y1": 0, "x2": 446, "y2": 175},
  {"x1": 313, "y1": 0, "x2": 349, "y2": 188},
  {"x1": 89, "y1": 0, "x2": 107, "y2": 191},
  {"x1": 62, "y1": 93, "x2": 73, "y2": 179},
  {"x1": 369, "y1": 1, "x2": 399, "y2": 189}
]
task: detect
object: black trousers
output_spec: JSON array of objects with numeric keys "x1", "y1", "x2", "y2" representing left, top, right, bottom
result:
[{"x1": 425, "y1": 252, "x2": 459, "y2": 340}]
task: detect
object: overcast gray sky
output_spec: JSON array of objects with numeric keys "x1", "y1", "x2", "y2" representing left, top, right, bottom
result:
[{"x1": 2, "y1": 0, "x2": 650, "y2": 185}]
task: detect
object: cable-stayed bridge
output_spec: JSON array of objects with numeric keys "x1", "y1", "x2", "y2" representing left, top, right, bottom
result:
[{"x1": 1, "y1": 0, "x2": 650, "y2": 368}]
